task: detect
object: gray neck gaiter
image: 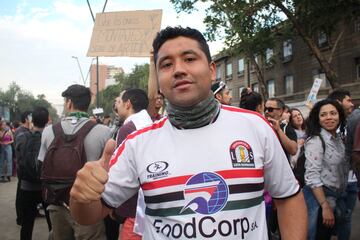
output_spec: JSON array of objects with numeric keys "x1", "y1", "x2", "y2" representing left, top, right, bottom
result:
[{"x1": 166, "y1": 95, "x2": 220, "y2": 129}]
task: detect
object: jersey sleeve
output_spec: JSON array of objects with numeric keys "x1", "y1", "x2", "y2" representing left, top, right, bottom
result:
[
  {"x1": 262, "y1": 121, "x2": 300, "y2": 198},
  {"x1": 101, "y1": 139, "x2": 140, "y2": 209}
]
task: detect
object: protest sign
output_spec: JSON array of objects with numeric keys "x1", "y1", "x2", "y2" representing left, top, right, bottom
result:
[
  {"x1": 305, "y1": 78, "x2": 323, "y2": 108},
  {"x1": 87, "y1": 9, "x2": 162, "y2": 57}
]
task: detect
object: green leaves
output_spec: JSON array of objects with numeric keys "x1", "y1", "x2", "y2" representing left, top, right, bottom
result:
[
  {"x1": 0, "y1": 82, "x2": 59, "y2": 122},
  {"x1": 90, "y1": 63, "x2": 150, "y2": 116}
]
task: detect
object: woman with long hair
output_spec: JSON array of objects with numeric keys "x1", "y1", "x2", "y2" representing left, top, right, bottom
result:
[
  {"x1": 304, "y1": 99, "x2": 348, "y2": 240},
  {"x1": 0, "y1": 120, "x2": 14, "y2": 182},
  {"x1": 289, "y1": 108, "x2": 307, "y2": 168},
  {"x1": 239, "y1": 88, "x2": 264, "y2": 114}
]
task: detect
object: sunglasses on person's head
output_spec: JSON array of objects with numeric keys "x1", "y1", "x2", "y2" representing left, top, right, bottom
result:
[{"x1": 264, "y1": 107, "x2": 281, "y2": 112}]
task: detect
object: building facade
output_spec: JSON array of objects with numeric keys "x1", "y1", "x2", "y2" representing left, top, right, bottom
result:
[
  {"x1": 90, "y1": 64, "x2": 124, "y2": 103},
  {"x1": 213, "y1": 19, "x2": 360, "y2": 111}
]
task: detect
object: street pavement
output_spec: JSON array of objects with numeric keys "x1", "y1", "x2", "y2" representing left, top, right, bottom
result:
[{"x1": 1, "y1": 177, "x2": 360, "y2": 240}]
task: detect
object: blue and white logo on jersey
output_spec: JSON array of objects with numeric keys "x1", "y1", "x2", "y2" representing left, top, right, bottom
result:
[{"x1": 180, "y1": 172, "x2": 228, "y2": 215}]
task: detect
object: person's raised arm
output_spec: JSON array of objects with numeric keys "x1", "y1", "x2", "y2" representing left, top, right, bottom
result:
[
  {"x1": 268, "y1": 117, "x2": 298, "y2": 155},
  {"x1": 147, "y1": 51, "x2": 159, "y2": 117},
  {"x1": 70, "y1": 139, "x2": 116, "y2": 225}
]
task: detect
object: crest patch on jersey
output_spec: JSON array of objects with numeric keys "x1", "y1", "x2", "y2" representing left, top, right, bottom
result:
[{"x1": 229, "y1": 140, "x2": 255, "y2": 168}]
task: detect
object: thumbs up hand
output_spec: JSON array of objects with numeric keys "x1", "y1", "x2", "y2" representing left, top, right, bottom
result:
[{"x1": 70, "y1": 139, "x2": 116, "y2": 204}]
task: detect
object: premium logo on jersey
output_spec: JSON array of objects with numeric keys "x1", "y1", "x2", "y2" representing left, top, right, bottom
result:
[
  {"x1": 146, "y1": 161, "x2": 169, "y2": 180},
  {"x1": 230, "y1": 140, "x2": 255, "y2": 168},
  {"x1": 180, "y1": 172, "x2": 228, "y2": 215}
]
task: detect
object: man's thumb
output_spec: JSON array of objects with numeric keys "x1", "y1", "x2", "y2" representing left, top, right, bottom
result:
[{"x1": 99, "y1": 139, "x2": 116, "y2": 172}]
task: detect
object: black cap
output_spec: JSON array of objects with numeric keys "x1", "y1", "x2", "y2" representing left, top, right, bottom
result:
[
  {"x1": 211, "y1": 81, "x2": 226, "y2": 94},
  {"x1": 62, "y1": 84, "x2": 90, "y2": 99}
]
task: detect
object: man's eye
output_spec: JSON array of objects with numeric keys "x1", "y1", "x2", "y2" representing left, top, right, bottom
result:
[
  {"x1": 185, "y1": 57, "x2": 195, "y2": 62},
  {"x1": 160, "y1": 62, "x2": 172, "y2": 69}
]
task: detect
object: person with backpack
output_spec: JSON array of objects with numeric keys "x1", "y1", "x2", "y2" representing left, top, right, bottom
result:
[
  {"x1": 38, "y1": 84, "x2": 112, "y2": 240},
  {"x1": 16, "y1": 107, "x2": 51, "y2": 240},
  {"x1": 14, "y1": 110, "x2": 33, "y2": 226},
  {"x1": 304, "y1": 99, "x2": 348, "y2": 240}
]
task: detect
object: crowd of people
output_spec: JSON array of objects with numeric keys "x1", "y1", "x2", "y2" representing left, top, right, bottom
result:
[{"x1": 1, "y1": 26, "x2": 359, "y2": 240}]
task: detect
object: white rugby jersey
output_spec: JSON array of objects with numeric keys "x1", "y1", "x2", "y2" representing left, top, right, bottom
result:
[{"x1": 102, "y1": 105, "x2": 300, "y2": 240}]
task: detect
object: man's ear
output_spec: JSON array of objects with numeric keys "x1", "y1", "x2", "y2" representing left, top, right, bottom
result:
[
  {"x1": 66, "y1": 99, "x2": 73, "y2": 110},
  {"x1": 125, "y1": 100, "x2": 132, "y2": 110},
  {"x1": 215, "y1": 92, "x2": 223, "y2": 101},
  {"x1": 209, "y1": 62, "x2": 216, "y2": 81}
]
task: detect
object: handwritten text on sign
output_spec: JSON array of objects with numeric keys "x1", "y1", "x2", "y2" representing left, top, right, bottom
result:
[{"x1": 87, "y1": 10, "x2": 162, "y2": 57}]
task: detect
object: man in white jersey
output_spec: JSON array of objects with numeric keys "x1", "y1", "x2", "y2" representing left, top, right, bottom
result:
[{"x1": 69, "y1": 26, "x2": 307, "y2": 240}]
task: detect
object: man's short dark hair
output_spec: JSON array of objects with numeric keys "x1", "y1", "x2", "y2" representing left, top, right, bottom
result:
[
  {"x1": 152, "y1": 26, "x2": 211, "y2": 64},
  {"x1": 122, "y1": 89, "x2": 149, "y2": 113},
  {"x1": 62, "y1": 84, "x2": 91, "y2": 112},
  {"x1": 20, "y1": 111, "x2": 32, "y2": 123},
  {"x1": 327, "y1": 89, "x2": 351, "y2": 102},
  {"x1": 12, "y1": 120, "x2": 20, "y2": 129},
  {"x1": 32, "y1": 107, "x2": 49, "y2": 128},
  {"x1": 267, "y1": 98, "x2": 285, "y2": 109}
]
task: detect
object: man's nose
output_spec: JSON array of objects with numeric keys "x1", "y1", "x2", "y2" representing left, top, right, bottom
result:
[{"x1": 173, "y1": 61, "x2": 187, "y2": 78}]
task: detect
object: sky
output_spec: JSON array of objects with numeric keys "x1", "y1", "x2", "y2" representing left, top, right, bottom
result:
[{"x1": 0, "y1": 0, "x2": 224, "y2": 106}]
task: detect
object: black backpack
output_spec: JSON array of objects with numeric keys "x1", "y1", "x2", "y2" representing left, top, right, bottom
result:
[
  {"x1": 41, "y1": 121, "x2": 96, "y2": 206},
  {"x1": 17, "y1": 131, "x2": 42, "y2": 182},
  {"x1": 293, "y1": 135, "x2": 325, "y2": 188}
]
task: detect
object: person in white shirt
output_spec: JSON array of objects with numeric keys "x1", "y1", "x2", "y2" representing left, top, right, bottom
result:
[{"x1": 69, "y1": 26, "x2": 307, "y2": 240}]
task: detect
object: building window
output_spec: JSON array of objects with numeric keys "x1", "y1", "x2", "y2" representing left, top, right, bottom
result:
[
  {"x1": 318, "y1": 32, "x2": 328, "y2": 47},
  {"x1": 238, "y1": 58, "x2": 244, "y2": 74},
  {"x1": 226, "y1": 62, "x2": 232, "y2": 78},
  {"x1": 356, "y1": 17, "x2": 360, "y2": 32},
  {"x1": 285, "y1": 75, "x2": 294, "y2": 94},
  {"x1": 265, "y1": 48, "x2": 273, "y2": 64},
  {"x1": 283, "y1": 40, "x2": 292, "y2": 62},
  {"x1": 267, "y1": 79, "x2": 275, "y2": 98},
  {"x1": 312, "y1": 70, "x2": 328, "y2": 88},
  {"x1": 252, "y1": 83, "x2": 259, "y2": 93},
  {"x1": 251, "y1": 55, "x2": 259, "y2": 71},
  {"x1": 216, "y1": 65, "x2": 221, "y2": 81}
]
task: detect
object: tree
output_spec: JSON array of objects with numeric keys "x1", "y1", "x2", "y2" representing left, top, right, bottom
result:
[
  {"x1": 90, "y1": 63, "x2": 150, "y2": 116},
  {"x1": 0, "y1": 82, "x2": 59, "y2": 122},
  {"x1": 170, "y1": 0, "x2": 360, "y2": 91},
  {"x1": 119, "y1": 64, "x2": 149, "y2": 91}
]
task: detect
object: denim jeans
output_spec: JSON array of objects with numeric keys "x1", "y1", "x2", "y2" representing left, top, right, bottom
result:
[
  {"x1": 0, "y1": 145, "x2": 12, "y2": 177},
  {"x1": 337, "y1": 182, "x2": 358, "y2": 240},
  {"x1": 303, "y1": 186, "x2": 320, "y2": 240}
]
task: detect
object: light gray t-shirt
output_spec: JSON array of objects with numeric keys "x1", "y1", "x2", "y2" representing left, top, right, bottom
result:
[{"x1": 38, "y1": 117, "x2": 112, "y2": 162}]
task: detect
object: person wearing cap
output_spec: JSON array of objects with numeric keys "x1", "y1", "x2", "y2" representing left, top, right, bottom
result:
[
  {"x1": 211, "y1": 81, "x2": 232, "y2": 105},
  {"x1": 38, "y1": 84, "x2": 112, "y2": 240}
]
